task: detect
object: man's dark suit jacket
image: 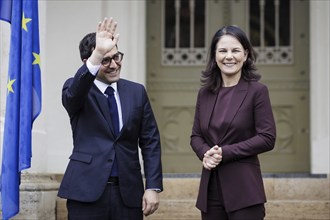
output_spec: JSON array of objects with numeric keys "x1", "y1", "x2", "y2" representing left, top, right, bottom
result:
[
  {"x1": 191, "y1": 78, "x2": 276, "y2": 213},
  {"x1": 58, "y1": 64, "x2": 163, "y2": 208}
]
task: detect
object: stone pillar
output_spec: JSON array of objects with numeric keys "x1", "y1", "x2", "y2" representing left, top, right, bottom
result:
[
  {"x1": 310, "y1": 1, "x2": 330, "y2": 174},
  {"x1": 9, "y1": 173, "x2": 59, "y2": 220}
]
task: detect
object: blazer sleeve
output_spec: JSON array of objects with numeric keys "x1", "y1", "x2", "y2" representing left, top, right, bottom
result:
[
  {"x1": 138, "y1": 87, "x2": 163, "y2": 191},
  {"x1": 221, "y1": 84, "x2": 276, "y2": 163},
  {"x1": 62, "y1": 64, "x2": 96, "y2": 117},
  {"x1": 190, "y1": 89, "x2": 213, "y2": 161}
]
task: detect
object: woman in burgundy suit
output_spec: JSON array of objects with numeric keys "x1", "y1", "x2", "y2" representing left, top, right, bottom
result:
[{"x1": 190, "y1": 25, "x2": 276, "y2": 220}]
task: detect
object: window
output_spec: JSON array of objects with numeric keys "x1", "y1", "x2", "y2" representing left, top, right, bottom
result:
[
  {"x1": 249, "y1": 0, "x2": 292, "y2": 64},
  {"x1": 163, "y1": 0, "x2": 207, "y2": 65}
]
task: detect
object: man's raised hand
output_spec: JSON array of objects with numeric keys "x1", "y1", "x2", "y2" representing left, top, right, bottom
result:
[{"x1": 90, "y1": 17, "x2": 120, "y2": 65}]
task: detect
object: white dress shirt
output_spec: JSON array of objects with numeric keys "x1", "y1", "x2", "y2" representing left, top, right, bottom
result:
[{"x1": 86, "y1": 59, "x2": 123, "y2": 131}]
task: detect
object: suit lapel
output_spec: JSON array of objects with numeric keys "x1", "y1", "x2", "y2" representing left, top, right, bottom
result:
[
  {"x1": 117, "y1": 80, "x2": 130, "y2": 137},
  {"x1": 198, "y1": 89, "x2": 219, "y2": 147},
  {"x1": 202, "y1": 89, "x2": 219, "y2": 132},
  {"x1": 91, "y1": 84, "x2": 116, "y2": 136},
  {"x1": 216, "y1": 79, "x2": 249, "y2": 144}
]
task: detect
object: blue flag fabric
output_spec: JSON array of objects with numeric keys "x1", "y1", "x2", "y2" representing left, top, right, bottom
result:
[
  {"x1": 0, "y1": 0, "x2": 42, "y2": 219},
  {"x1": 0, "y1": 0, "x2": 12, "y2": 23}
]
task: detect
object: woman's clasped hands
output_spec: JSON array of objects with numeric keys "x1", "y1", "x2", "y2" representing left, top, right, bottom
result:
[{"x1": 203, "y1": 145, "x2": 222, "y2": 170}]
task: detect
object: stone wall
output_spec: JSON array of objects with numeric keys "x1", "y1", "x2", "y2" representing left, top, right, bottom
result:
[{"x1": 0, "y1": 173, "x2": 59, "y2": 220}]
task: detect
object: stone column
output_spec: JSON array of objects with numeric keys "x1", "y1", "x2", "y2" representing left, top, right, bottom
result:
[
  {"x1": 9, "y1": 173, "x2": 59, "y2": 220},
  {"x1": 310, "y1": 1, "x2": 330, "y2": 174}
]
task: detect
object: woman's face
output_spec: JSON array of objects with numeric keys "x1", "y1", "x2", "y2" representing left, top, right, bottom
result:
[{"x1": 215, "y1": 35, "x2": 247, "y2": 80}]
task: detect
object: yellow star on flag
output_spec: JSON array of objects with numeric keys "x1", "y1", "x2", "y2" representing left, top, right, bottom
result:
[
  {"x1": 22, "y1": 12, "x2": 32, "y2": 32},
  {"x1": 7, "y1": 77, "x2": 16, "y2": 94},
  {"x1": 32, "y1": 52, "x2": 40, "y2": 65}
]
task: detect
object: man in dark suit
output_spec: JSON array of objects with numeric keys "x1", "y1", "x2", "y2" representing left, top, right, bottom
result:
[{"x1": 58, "y1": 17, "x2": 163, "y2": 220}]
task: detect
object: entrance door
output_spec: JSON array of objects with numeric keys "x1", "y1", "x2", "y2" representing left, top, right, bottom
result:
[{"x1": 146, "y1": 0, "x2": 310, "y2": 173}]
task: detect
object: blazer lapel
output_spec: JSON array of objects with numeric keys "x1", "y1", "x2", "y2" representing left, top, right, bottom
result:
[
  {"x1": 116, "y1": 80, "x2": 130, "y2": 138},
  {"x1": 201, "y1": 90, "x2": 221, "y2": 147},
  {"x1": 201, "y1": 89, "x2": 219, "y2": 135},
  {"x1": 216, "y1": 79, "x2": 249, "y2": 144},
  {"x1": 91, "y1": 84, "x2": 116, "y2": 136}
]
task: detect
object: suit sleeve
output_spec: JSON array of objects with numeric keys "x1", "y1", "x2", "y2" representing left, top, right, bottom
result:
[
  {"x1": 138, "y1": 87, "x2": 163, "y2": 191},
  {"x1": 190, "y1": 89, "x2": 212, "y2": 161},
  {"x1": 62, "y1": 64, "x2": 96, "y2": 118}
]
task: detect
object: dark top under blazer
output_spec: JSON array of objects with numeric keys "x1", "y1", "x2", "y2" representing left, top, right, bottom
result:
[
  {"x1": 58, "y1": 64, "x2": 163, "y2": 208},
  {"x1": 191, "y1": 78, "x2": 276, "y2": 212}
]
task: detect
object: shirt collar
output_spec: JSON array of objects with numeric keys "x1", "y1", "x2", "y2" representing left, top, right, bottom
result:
[{"x1": 94, "y1": 79, "x2": 118, "y2": 94}]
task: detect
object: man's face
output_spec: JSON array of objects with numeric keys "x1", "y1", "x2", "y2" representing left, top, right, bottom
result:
[{"x1": 96, "y1": 47, "x2": 122, "y2": 84}]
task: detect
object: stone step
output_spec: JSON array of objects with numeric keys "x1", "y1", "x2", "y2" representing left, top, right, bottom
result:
[
  {"x1": 56, "y1": 198, "x2": 330, "y2": 220},
  {"x1": 160, "y1": 176, "x2": 330, "y2": 200},
  {"x1": 265, "y1": 200, "x2": 330, "y2": 220},
  {"x1": 144, "y1": 199, "x2": 330, "y2": 220},
  {"x1": 56, "y1": 176, "x2": 330, "y2": 220}
]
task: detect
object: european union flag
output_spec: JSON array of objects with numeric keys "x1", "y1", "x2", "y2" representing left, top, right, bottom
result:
[
  {"x1": 0, "y1": 0, "x2": 12, "y2": 23},
  {"x1": 0, "y1": 0, "x2": 42, "y2": 219}
]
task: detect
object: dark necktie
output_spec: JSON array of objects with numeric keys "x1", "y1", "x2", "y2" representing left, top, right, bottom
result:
[
  {"x1": 105, "y1": 86, "x2": 119, "y2": 136},
  {"x1": 105, "y1": 86, "x2": 119, "y2": 176}
]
